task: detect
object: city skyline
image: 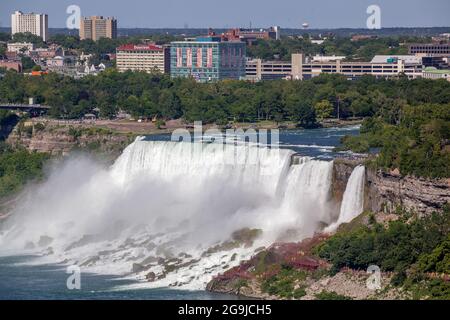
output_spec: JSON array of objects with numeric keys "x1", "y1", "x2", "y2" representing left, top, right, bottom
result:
[{"x1": 1, "y1": 0, "x2": 450, "y2": 29}]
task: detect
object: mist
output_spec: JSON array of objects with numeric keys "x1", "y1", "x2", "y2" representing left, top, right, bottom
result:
[{"x1": 0, "y1": 138, "x2": 362, "y2": 289}]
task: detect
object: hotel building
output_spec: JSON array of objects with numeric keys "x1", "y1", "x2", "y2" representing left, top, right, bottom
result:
[
  {"x1": 80, "y1": 16, "x2": 117, "y2": 41},
  {"x1": 11, "y1": 11, "x2": 48, "y2": 42},
  {"x1": 116, "y1": 44, "x2": 170, "y2": 74},
  {"x1": 170, "y1": 36, "x2": 246, "y2": 82}
]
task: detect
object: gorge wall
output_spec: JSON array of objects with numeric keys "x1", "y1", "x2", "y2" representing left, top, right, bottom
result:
[
  {"x1": 6, "y1": 120, "x2": 133, "y2": 157},
  {"x1": 332, "y1": 158, "x2": 449, "y2": 216}
]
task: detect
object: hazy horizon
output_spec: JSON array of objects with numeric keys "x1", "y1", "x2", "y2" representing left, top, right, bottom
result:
[{"x1": 1, "y1": 0, "x2": 449, "y2": 29}]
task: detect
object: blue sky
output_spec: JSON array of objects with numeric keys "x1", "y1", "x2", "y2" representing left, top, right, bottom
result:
[{"x1": 1, "y1": 0, "x2": 449, "y2": 28}]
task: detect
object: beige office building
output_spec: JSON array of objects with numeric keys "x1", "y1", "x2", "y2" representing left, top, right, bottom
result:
[
  {"x1": 80, "y1": 16, "x2": 117, "y2": 41},
  {"x1": 11, "y1": 11, "x2": 48, "y2": 41},
  {"x1": 116, "y1": 44, "x2": 170, "y2": 74},
  {"x1": 246, "y1": 54, "x2": 423, "y2": 81}
]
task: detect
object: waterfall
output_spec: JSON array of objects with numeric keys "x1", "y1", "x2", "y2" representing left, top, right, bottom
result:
[
  {"x1": 325, "y1": 165, "x2": 365, "y2": 232},
  {"x1": 0, "y1": 138, "x2": 356, "y2": 289},
  {"x1": 282, "y1": 158, "x2": 335, "y2": 231}
]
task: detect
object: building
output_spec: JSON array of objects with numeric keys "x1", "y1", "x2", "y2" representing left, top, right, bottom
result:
[
  {"x1": 222, "y1": 27, "x2": 280, "y2": 44},
  {"x1": 422, "y1": 67, "x2": 450, "y2": 81},
  {"x1": 170, "y1": 36, "x2": 246, "y2": 82},
  {"x1": 11, "y1": 11, "x2": 48, "y2": 41},
  {"x1": 311, "y1": 55, "x2": 346, "y2": 62},
  {"x1": 302, "y1": 55, "x2": 422, "y2": 80},
  {"x1": 246, "y1": 58, "x2": 292, "y2": 81},
  {"x1": 246, "y1": 54, "x2": 423, "y2": 81},
  {"x1": 422, "y1": 56, "x2": 449, "y2": 70},
  {"x1": 351, "y1": 35, "x2": 377, "y2": 42},
  {"x1": 46, "y1": 56, "x2": 77, "y2": 71},
  {"x1": 7, "y1": 42, "x2": 35, "y2": 54},
  {"x1": 0, "y1": 60, "x2": 22, "y2": 72},
  {"x1": 116, "y1": 44, "x2": 170, "y2": 74},
  {"x1": 408, "y1": 43, "x2": 450, "y2": 56},
  {"x1": 79, "y1": 16, "x2": 117, "y2": 41}
]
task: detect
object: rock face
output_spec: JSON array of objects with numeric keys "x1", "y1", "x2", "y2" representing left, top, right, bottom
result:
[
  {"x1": 331, "y1": 158, "x2": 449, "y2": 216},
  {"x1": 6, "y1": 120, "x2": 133, "y2": 156},
  {"x1": 365, "y1": 170, "x2": 450, "y2": 216}
]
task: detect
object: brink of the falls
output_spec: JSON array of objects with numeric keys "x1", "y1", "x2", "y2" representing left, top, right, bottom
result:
[{"x1": 0, "y1": 138, "x2": 366, "y2": 290}]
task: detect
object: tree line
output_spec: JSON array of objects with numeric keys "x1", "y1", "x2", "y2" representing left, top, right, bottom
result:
[{"x1": 0, "y1": 69, "x2": 449, "y2": 126}]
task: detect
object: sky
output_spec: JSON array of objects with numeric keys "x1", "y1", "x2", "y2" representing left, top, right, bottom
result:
[{"x1": 1, "y1": 0, "x2": 449, "y2": 29}]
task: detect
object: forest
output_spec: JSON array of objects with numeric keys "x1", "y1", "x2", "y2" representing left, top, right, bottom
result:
[
  {"x1": 315, "y1": 207, "x2": 450, "y2": 299},
  {"x1": 0, "y1": 69, "x2": 449, "y2": 124}
]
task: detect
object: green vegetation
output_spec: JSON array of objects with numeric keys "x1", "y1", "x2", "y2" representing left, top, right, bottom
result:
[
  {"x1": 0, "y1": 143, "x2": 49, "y2": 198},
  {"x1": 247, "y1": 36, "x2": 431, "y2": 61},
  {"x1": 11, "y1": 32, "x2": 45, "y2": 47},
  {"x1": 315, "y1": 290, "x2": 352, "y2": 300},
  {"x1": 339, "y1": 102, "x2": 450, "y2": 178},
  {"x1": 315, "y1": 206, "x2": 450, "y2": 298},
  {"x1": 261, "y1": 266, "x2": 308, "y2": 299},
  {"x1": 1, "y1": 70, "x2": 449, "y2": 129}
]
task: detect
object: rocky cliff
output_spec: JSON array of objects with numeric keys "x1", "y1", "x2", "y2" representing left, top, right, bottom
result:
[
  {"x1": 6, "y1": 120, "x2": 134, "y2": 157},
  {"x1": 332, "y1": 158, "x2": 449, "y2": 216},
  {"x1": 365, "y1": 169, "x2": 449, "y2": 216}
]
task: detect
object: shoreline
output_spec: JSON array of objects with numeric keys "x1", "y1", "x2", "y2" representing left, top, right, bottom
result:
[{"x1": 24, "y1": 117, "x2": 363, "y2": 137}]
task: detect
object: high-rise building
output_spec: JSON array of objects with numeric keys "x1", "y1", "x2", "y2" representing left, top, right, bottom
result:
[
  {"x1": 170, "y1": 36, "x2": 246, "y2": 82},
  {"x1": 11, "y1": 11, "x2": 48, "y2": 42},
  {"x1": 116, "y1": 44, "x2": 170, "y2": 74},
  {"x1": 79, "y1": 16, "x2": 117, "y2": 41}
]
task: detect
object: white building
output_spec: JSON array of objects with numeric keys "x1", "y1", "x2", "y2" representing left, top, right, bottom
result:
[
  {"x1": 7, "y1": 42, "x2": 35, "y2": 53},
  {"x1": 11, "y1": 11, "x2": 48, "y2": 42},
  {"x1": 312, "y1": 55, "x2": 346, "y2": 62},
  {"x1": 422, "y1": 67, "x2": 450, "y2": 81}
]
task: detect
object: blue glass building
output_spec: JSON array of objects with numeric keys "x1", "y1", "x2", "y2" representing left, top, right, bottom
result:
[{"x1": 170, "y1": 36, "x2": 246, "y2": 82}]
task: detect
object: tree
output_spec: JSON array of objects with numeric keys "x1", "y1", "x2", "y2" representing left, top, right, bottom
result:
[
  {"x1": 314, "y1": 100, "x2": 334, "y2": 121},
  {"x1": 21, "y1": 57, "x2": 35, "y2": 72},
  {"x1": 12, "y1": 32, "x2": 45, "y2": 47}
]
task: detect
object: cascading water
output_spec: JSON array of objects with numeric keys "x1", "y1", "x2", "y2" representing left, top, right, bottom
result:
[
  {"x1": 0, "y1": 137, "x2": 356, "y2": 289},
  {"x1": 325, "y1": 165, "x2": 365, "y2": 232}
]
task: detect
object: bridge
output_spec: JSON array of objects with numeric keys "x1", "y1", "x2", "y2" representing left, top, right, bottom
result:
[{"x1": 0, "y1": 103, "x2": 51, "y2": 115}]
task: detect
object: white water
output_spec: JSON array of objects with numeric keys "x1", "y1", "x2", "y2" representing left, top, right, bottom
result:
[
  {"x1": 0, "y1": 138, "x2": 362, "y2": 290},
  {"x1": 325, "y1": 165, "x2": 365, "y2": 232}
]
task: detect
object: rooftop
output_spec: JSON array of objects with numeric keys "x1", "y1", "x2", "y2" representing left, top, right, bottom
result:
[
  {"x1": 117, "y1": 44, "x2": 163, "y2": 51},
  {"x1": 423, "y1": 67, "x2": 450, "y2": 74},
  {"x1": 370, "y1": 55, "x2": 421, "y2": 64}
]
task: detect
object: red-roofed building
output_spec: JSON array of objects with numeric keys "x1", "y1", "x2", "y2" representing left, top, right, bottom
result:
[
  {"x1": 0, "y1": 60, "x2": 22, "y2": 72},
  {"x1": 116, "y1": 43, "x2": 170, "y2": 74}
]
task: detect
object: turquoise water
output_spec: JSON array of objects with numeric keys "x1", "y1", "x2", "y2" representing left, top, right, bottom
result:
[
  {"x1": 0, "y1": 255, "x2": 238, "y2": 300},
  {"x1": 146, "y1": 125, "x2": 361, "y2": 159},
  {"x1": 0, "y1": 126, "x2": 359, "y2": 300}
]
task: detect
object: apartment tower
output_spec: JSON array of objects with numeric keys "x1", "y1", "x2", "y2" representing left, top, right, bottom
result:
[
  {"x1": 79, "y1": 16, "x2": 117, "y2": 41},
  {"x1": 11, "y1": 11, "x2": 48, "y2": 41}
]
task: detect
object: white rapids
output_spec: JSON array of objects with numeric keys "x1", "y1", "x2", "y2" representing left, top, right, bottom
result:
[{"x1": 0, "y1": 137, "x2": 365, "y2": 290}]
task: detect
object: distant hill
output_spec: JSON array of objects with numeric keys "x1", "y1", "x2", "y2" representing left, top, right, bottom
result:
[{"x1": 1, "y1": 26, "x2": 449, "y2": 38}]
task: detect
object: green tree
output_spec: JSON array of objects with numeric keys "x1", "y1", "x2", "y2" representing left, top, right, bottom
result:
[{"x1": 314, "y1": 100, "x2": 334, "y2": 121}]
